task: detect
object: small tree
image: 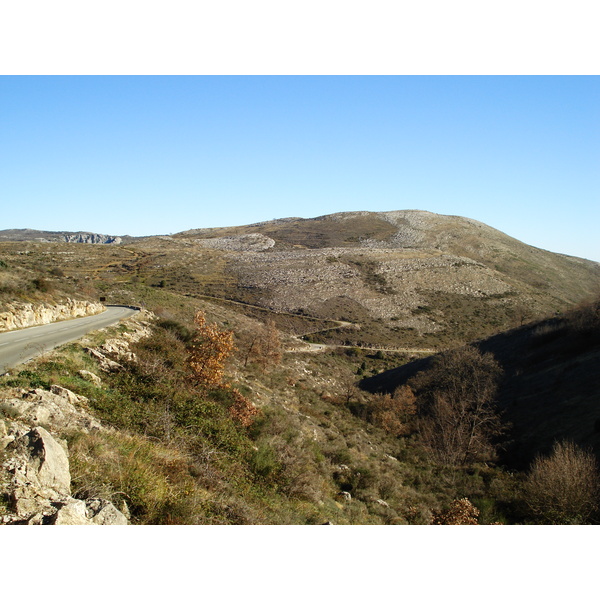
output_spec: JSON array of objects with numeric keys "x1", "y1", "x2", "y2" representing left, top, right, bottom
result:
[
  {"x1": 188, "y1": 311, "x2": 235, "y2": 387},
  {"x1": 188, "y1": 311, "x2": 260, "y2": 428},
  {"x1": 524, "y1": 440, "x2": 600, "y2": 524}
]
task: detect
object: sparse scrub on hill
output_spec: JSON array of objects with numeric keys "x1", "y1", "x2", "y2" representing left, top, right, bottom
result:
[{"x1": 241, "y1": 319, "x2": 282, "y2": 371}]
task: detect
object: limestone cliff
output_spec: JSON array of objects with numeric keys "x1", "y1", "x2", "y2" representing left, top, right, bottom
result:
[{"x1": 0, "y1": 299, "x2": 105, "y2": 332}]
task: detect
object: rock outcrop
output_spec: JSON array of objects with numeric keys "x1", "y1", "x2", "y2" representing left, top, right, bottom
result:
[
  {"x1": 82, "y1": 314, "x2": 153, "y2": 372},
  {"x1": 1, "y1": 425, "x2": 128, "y2": 525},
  {"x1": 0, "y1": 386, "x2": 104, "y2": 432},
  {"x1": 0, "y1": 229, "x2": 123, "y2": 244},
  {"x1": 0, "y1": 299, "x2": 105, "y2": 332},
  {"x1": 0, "y1": 410, "x2": 128, "y2": 525},
  {"x1": 193, "y1": 233, "x2": 275, "y2": 252},
  {"x1": 61, "y1": 233, "x2": 122, "y2": 245}
]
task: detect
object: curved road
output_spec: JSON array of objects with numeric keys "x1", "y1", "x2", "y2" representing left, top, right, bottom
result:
[{"x1": 0, "y1": 306, "x2": 139, "y2": 374}]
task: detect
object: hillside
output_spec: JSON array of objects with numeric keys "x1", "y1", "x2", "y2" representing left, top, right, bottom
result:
[
  {"x1": 6, "y1": 210, "x2": 596, "y2": 350},
  {"x1": 172, "y1": 210, "x2": 600, "y2": 348},
  {"x1": 2, "y1": 210, "x2": 600, "y2": 525},
  {"x1": 361, "y1": 298, "x2": 600, "y2": 469}
]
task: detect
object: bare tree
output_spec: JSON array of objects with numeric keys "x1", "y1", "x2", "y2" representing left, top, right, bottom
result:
[
  {"x1": 409, "y1": 346, "x2": 504, "y2": 465},
  {"x1": 243, "y1": 319, "x2": 282, "y2": 371}
]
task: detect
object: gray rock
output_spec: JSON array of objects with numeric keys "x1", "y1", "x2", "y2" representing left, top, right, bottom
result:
[
  {"x1": 78, "y1": 370, "x2": 102, "y2": 386},
  {"x1": 49, "y1": 498, "x2": 129, "y2": 525},
  {"x1": 3, "y1": 389, "x2": 102, "y2": 432},
  {"x1": 86, "y1": 499, "x2": 129, "y2": 525},
  {"x1": 84, "y1": 347, "x2": 124, "y2": 372}
]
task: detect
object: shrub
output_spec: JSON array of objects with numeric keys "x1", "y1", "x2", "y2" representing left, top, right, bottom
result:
[
  {"x1": 369, "y1": 385, "x2": 417, "y2": 436},
  {"x1": 432, "y1": 498, "x2": 480, "y2": 524},
  {"x1": 31, "y1": 277, "x2": 53, "y2": 292},
  {"x1": 188, "y1": 311, "x2": 234, "y2": 387},
  {"x1": 523, "y1": 440, "x2": 600, "y2": 524},
  {"x1": 156, "y1": 318, "x2": 194, "y2": 343}
]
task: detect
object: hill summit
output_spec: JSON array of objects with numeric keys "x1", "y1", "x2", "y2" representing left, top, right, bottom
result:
[{"x1": 167, "y1": 210, "x2": 600, "y2": 348}]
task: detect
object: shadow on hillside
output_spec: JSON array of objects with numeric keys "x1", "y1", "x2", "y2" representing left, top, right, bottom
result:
[{"x1": 361, "y1": 300, "x2": 600, "y2": 470}]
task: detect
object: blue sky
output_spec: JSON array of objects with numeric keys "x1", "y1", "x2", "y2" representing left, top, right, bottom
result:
[{"x1": 1, "y1": 76, "x2": 599, "y2": 261}]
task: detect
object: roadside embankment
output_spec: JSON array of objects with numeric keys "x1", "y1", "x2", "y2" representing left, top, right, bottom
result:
[{"x1": 0, "y1": 299, "x2": 105, "y2": 332}]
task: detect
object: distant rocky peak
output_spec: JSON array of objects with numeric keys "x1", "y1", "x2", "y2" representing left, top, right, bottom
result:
[{"x1": 61, "y1": 233, "x2": 122, "y2": 245}]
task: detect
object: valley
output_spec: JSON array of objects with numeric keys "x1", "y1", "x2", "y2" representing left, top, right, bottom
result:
[{"x1": 1, "y1": 209, "x2": 599, "y2": 525}]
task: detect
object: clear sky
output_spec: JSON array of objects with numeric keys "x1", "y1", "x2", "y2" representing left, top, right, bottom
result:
[{"x1": 1, "y1": 76, "x2": 599, "y2": 261}]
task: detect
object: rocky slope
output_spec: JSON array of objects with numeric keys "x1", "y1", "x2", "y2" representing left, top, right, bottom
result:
[
  {"x1": 167, "y1": 210, "x2": 600, "y2": 347},
  {"x1": 0, "y1": 387, "x2": 129, "y2": 525}
]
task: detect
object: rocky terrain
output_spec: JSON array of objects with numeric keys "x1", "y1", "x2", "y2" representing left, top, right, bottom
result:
[
  {"x1": 3, "y1": 210, "x2": 598, "y2": 351},
  {"x1": 166, "y1": 210, "x2": 600, "y2": 348},
  {"x1": 1, "y1": 210, "x2": 599, "y2": 525}
]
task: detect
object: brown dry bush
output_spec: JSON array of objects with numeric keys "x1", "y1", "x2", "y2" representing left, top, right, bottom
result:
[
  {"x1": 188, "y1": 311, "x2": 235, "y2": 387},
  {"x1": 432, "y1": 497, "x2": 480, "y2": 525},
  {"x1": 369, "y1": 385, "x2": 417, "y2": 436},
  {"x1": 523, "y1": 440, "x2": 600, "y2": 524}
]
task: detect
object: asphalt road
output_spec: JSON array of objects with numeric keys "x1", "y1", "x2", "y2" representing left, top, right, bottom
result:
[{"x1": 0, "y1": 305, "x2": 139, "y2": 374}]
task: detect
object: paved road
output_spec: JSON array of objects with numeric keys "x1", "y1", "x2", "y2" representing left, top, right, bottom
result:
[{"x1": 0, "y1": 306, "x2": 139, "y2": 373}]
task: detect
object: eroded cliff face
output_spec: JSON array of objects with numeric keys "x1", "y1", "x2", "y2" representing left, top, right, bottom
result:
[
  {"x1": 61, "y1": 233, "x2": 122, "y2": 245},
  {"x1": 0, "y1": 299, "x2": 105, "y2": 332}
]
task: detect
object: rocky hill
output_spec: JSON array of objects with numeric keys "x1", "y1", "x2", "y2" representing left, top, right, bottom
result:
[
  {"x1": 2, "y1": 210, "x2": 599, "y2": 525},
  {"x1": 2, "y1": 211, "x2": 598, "y2": 351},
  {"x1": 0, "y1": 229, "x2": 125, "y2": 245},
  {"x1": 167, "y1": 210, "x2": 600, "y2": 348}
]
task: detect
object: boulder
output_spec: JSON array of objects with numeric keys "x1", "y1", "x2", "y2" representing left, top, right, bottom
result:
[
  {"x1": 84, "y1": 347, "x2": 124, "y2": 372},
  {"x1": 1, "y1": 426, "x2": 129, "y2": 525},
  {"x1": 50, "y1": 498, "x2": 129, "y2": 525},
  {"x1": 51, "y1": 498, "x2": 91, "y2": 525},
  {"x1": 6, "y1": 426, "x2": 71, "y2": 516},
  {"x1": 86, "y1": 498, "x2": 129, "y2": 525}
]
